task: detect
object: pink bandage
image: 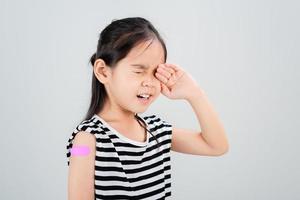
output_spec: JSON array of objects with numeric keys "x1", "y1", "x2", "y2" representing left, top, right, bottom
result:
[{"x1": 70, "y1": 145, "x2": 90, "y2": 156}]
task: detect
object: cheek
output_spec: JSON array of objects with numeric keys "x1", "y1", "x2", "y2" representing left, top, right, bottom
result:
[{"x1": 109, "y1": 77, "x2": 130, "y2": 96}]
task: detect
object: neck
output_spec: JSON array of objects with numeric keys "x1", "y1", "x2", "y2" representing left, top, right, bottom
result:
[
  {"x1": 96, "y1": 94, "x2": 140, "y2": 124},
  {"x1": 96, "y1": 103, "x2": 136, "y2": 123}
]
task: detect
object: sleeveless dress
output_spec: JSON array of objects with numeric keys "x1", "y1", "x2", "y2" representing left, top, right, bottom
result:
[{"x1": 66, "y1": 113, "x2": 173, "y2": 199}]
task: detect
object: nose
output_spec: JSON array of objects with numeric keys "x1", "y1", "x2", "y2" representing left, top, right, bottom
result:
[
  {"x1": 142, "y1": 79, "x2": 154, "y2": 87},
  {"x1": 142, "y1": 72, "x2": 159, "y2": 87}
]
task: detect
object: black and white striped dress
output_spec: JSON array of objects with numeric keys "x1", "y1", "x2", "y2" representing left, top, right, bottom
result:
[{"x1": 66, "y1": 113, "x2": 173, "y2": 199}]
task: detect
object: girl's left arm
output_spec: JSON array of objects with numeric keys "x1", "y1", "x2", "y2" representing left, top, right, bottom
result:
[
  {"x1": 187, "y1": 88, "x2": 229, "y2": 154},
  {"x1": 156, "y1": 63, "x2": 229, "y2": 156},
  {"x1": 169, "y1": 88, "x2": 229, "y2": 156}
]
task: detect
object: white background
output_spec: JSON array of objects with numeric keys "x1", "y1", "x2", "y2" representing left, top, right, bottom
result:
[{"x1": 0, "y1": 0, "x2": 299, "y2": 199}]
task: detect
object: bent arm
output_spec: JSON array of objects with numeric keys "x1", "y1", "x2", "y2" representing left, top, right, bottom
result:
[
  {"x1": 68, "y1": 131, "x2": 96, "y2": 200},
  {"x1": 186, "y1": 88, "x2": 229, "y2": 154}
]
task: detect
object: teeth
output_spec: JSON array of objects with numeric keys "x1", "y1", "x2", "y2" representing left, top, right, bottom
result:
[{"x1": 138, "y1": 94, "x2": 150, "y2": 98}]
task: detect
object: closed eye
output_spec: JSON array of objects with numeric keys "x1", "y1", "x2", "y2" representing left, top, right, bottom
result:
[{"x1": 134, "y1": 71, "x2": 143, "y2": 74}]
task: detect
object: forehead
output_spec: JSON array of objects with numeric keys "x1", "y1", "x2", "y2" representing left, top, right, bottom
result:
[{"x1": 125, "y1": 39, "x2": 165, "y2": 68}]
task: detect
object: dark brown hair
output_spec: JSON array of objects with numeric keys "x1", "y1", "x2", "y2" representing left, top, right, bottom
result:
[{"x1": 84, "y1": 17, "x2": 167, "y2": 147}]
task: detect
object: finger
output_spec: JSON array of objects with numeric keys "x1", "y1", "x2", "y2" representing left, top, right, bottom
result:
[
  {"x1": 155, "y1": 71, "x2": 169, "y2": 84},
  {"x1": 164, "y1": 63, "x2": 181, "y2": 72},
  {"x1": 159, "y1": 64, "x2": 180, "y2": 83},
  {"x1": 160, "y1": 64, "x2": 176, "y2": 75},
  {"x1": 157, "y1": 66, "x2": 172, "y2": 78},
  {"x1": 161, "y1": 82, "x2": 171, "y2": 95},
  {"x1": 164, "y1": 63, "x2": 185, "y2": 80},
  {"x1": 156, "y1": 70, "x2": 176, "y2": 87}
]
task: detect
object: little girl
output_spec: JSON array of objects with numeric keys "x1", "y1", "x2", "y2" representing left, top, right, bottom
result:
[{"x1": 66, "y1": 17, "x2": 229, "y2": 200}]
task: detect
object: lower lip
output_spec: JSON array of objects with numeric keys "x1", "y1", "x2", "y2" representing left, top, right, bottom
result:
[{"x1": 137, "y1": 96, "x2": 152, "y2": 105}]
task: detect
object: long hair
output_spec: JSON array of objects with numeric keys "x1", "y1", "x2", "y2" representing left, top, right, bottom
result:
[{"x1": 83, "y1": 17, "x2": 167, "y2": 147}]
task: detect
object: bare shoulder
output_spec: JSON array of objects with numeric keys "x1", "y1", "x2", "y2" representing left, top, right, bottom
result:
[
  {"x1": 68, "y1": 131, "x2": 96, "y2": 199},
  {"x1": 72, "y1": 131, "x2": 96, "y2": 146},
  {"x1": 69, "y1": 131, "x2": 97, "y2": 163},
  {"x1": 68, "y1": 131, "x2": 97, "y2": 171}
]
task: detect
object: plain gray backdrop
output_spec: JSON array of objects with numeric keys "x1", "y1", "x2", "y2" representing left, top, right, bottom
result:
[{"x1": 1, "y1": 0, "x2": 299, "y2": 199}]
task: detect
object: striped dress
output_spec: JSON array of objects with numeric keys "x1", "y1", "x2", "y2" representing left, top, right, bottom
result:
[{"x1": 66, "y1": 113, "x2": 173, "y2": 199}]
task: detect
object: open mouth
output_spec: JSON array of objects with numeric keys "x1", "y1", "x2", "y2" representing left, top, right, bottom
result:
[{"x1": 137, "y1": 94, "x2": 152, "y2": 99}]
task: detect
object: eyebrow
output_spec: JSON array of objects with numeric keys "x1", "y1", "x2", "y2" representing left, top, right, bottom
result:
[{"x1": 131, "y1": 64, "x2": 150, "y2": 69}]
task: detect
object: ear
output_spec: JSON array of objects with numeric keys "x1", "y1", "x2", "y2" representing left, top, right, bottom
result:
[{"x1": 93, "y1": 59, "x2": 111, "y2": 84}]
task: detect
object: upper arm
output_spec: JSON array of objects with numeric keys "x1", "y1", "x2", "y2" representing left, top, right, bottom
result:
[
  {"x1": 68, "y1": 131, "x2": 96, "y2": 200},
  {"x1": 171, "y1": 127, "x2": 227, "y2": 156}
]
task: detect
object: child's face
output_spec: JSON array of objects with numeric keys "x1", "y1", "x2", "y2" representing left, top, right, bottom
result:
[{"x1": 107, "y1": 39, "x2": 165, "y2": 113}]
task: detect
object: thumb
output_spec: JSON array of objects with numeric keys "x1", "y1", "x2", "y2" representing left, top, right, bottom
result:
[{"x1": 161, "y1": 83, "x2": 171, "y2": 96}]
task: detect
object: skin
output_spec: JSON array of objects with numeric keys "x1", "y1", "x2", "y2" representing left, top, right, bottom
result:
[
  {"x1": 68, "y1": 39, "x2": 167, "y2": 200},
  {"x1": 93, "y1": 38, "x2": 165, "y2": 133},
  {"x1": 68, "y1": 37, "x2": 229, "y2": 200},
  {"x1": 68, "y1": 132, "x2": 96, "y2": 200}
]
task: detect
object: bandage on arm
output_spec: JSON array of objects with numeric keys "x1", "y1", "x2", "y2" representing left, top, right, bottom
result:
[{"x1": 70, "y1": 145, "x2": 91, "y2": 156}]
